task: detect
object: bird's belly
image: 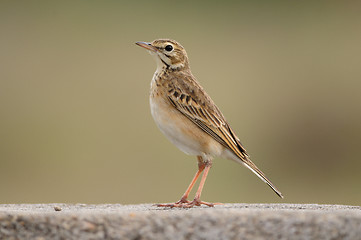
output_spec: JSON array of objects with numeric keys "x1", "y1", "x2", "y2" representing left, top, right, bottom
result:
[{"x1": 150, "y1": 95, "x2": 223, "y2": 157}]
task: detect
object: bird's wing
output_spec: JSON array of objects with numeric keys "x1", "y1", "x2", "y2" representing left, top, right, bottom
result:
[
  {"x1": 166, "y1": 74, "x2": 283, "y2": 198},
  {"x1": 166, "y1": 75, "x2": 249, "y2": 160}
]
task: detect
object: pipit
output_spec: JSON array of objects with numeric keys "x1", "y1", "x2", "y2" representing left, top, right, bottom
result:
[{"x1": 136, "y1": 39, "x2": 283, "y2": 208}]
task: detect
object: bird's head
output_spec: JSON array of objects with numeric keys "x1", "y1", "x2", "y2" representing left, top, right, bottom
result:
[{"x1": 136, "y1": 39, "x2": 189, "y2": 71}]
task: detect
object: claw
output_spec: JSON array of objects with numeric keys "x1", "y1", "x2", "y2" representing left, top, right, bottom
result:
[{"x1": 156, "y1": 199, "x2": 222, "y2": 208}]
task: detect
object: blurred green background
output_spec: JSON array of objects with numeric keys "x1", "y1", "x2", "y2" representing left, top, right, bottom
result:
[{"x1": 1, "y1": 1, "x2": 360, "y2": 206}]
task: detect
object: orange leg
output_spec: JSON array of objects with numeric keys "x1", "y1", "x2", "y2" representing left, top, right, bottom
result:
[
  {"x1": 176, "y1": 159, "x2": 205, "y2": 203},
  {"x1": 195, "y1": 162, "x2": 210, "y2": 200},
  {"x1": 157, "y1": 156, "x2": 222, "y2": 208}
]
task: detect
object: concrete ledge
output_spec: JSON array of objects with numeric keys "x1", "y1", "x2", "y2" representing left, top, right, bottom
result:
[{"x1": 0, "y1": 203, "x2": 360, "y2": 239}]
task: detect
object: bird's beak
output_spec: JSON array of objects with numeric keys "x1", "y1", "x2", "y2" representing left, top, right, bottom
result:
[{"x1": 135, "y1": 41, "x2": 158, "y2": 52}]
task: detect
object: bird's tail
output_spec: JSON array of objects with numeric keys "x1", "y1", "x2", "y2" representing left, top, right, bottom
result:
[
  {"x1": 225, "y1": 126, "x2": 284, "y2": 198},
  {"x1": 237, "y1": 156, "x2": 283, "y2": 198}
]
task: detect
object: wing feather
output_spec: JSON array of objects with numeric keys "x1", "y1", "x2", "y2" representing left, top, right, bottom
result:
[{"x1": 167, "y1": 89, "x2": 247, "y2": 160}]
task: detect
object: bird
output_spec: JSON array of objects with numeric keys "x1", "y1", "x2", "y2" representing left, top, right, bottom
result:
[{"x1": 135, "y1": 39, "x2": 283, "y2": 208}]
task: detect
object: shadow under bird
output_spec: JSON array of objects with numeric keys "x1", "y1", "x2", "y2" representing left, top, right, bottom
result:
[{"x1": 136, "y1": 39, "x2": 283, "y2": 208}]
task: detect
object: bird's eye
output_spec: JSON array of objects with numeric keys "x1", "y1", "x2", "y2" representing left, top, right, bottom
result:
[{"x1": 165, "y1": 45, "x2": 173, "y2": 52}]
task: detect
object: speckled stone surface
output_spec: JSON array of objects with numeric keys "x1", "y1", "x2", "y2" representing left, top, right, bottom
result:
[{"x1": 0, "y1": 203, "x2": 360, "y2": 240}]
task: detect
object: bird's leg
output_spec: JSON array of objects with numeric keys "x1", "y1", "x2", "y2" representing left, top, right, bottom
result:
[
  {"x1": 176, "y1": 156, "x2": 206, "y2": 204},
  {"x1": 157, "y1": 156, "x2": 205, "y2": 207},
  {"x1": 157, "y1": 156, "x2": 221, "y2": 208},
  {"x1": 183, "y1": 159, "x2": 218, "y2": 208}
]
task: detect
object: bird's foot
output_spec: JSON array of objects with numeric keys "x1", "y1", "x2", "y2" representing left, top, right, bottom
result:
[{"x1": 156, "y1": 198, "x2": 222, "y2": 208}]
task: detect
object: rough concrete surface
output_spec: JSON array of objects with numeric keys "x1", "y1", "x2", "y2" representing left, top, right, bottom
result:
[{"x1": 0, "y1": 203, "x2": 360, "y2": 240}]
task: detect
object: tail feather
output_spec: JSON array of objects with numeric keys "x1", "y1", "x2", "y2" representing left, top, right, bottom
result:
[
  {"x1": 226, "y1": 126, "x2": 284, "y2": 198},
  {"x1": 233, "y1": 155, "x2": 283, "y2": 198},
  {"x1": 240, "y1": 157, "x2": 284, "y2": 198}
]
